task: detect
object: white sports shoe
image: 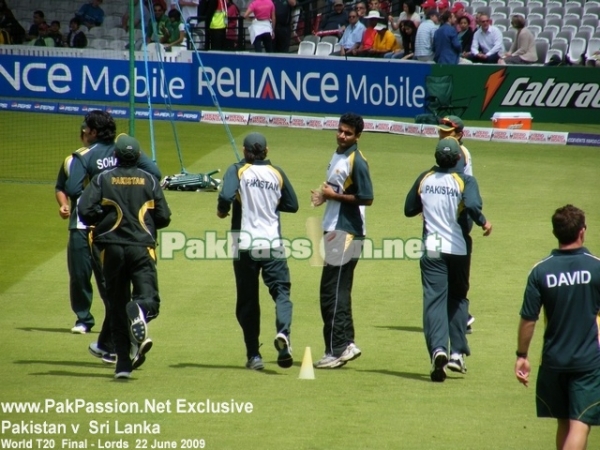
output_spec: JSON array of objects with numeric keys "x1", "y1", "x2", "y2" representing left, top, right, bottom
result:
[
  {"x1": 71, "y1": 324, "x2": 88, "y2": 334},
  {"x1": 315, "y1": 354, "x2": 346, "y2": 369},
  {"x1": 447, "y1": 353, "x2": 467, "y2": 374}
]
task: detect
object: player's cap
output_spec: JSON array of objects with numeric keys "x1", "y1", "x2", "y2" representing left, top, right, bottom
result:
[
  {"x1": 451, "y1": 2, "x2": 465, "y2": 13},
  {"x1": 115, "y1": 134, "x2": 141, "y2": 163},
  {"x1": 365, "y1": 10, "x2": 382, "y2": 19},
  {"x1": 436, "y1": 115, "x2": 464, "y2": 132},
  {"x1": 435, "y1": 137, "x2": 461, "y2": 160},
  {"x1": 437, "y1": 0, "x2": 449, "y2": 9},
  {"x1": 374, "y1": 23, "x2": 387, "y2": 30},
  {"x1": 243, "y1": 132, "x2": 267, "y2": 154},
  {"x1": 421, "y1": 0, "x2": 437, "y2": 9}
]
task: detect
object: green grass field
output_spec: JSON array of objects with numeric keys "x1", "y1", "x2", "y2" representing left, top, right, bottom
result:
[{"x1": 1, "y1": 110, "x2": 599, "y2": 449}]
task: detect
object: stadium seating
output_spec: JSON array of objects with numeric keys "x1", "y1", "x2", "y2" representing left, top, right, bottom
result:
[
  {"x1": 315, "y1": 42, "x2": 333, "y2": 56},
  {"x1": 585, "y1": 37, "x2": 600, "y2": 61},
  {"x1": 297, "y1": 41, "x2": 316, "y2": 55},
  {"x1": 567, "y1": 37, "x2": 586, "y2": 64},
  {"x1": 535, "y1": 38, "x2": 548, "y2": 64}
]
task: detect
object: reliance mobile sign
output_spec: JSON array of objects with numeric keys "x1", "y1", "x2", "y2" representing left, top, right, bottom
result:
[
  {"x1": 0, "y1": 54, "x2": 430, "y2": 118},
  {"x1": 194, "y1": 53, "x2": 429, "y2": 117}
]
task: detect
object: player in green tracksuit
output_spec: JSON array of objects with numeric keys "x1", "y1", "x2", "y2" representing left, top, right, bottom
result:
[
  {"x1": 405, "y1": 137, "x2": 492, "y2": 382},
  {"x1": 516, "y1": 205, "x2": 600, "y2": 449}
]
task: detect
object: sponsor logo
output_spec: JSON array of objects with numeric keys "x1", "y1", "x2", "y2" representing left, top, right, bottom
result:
[
  {"x1": 290, "y1": 118, "x2": 306, "y2": 126},
  {"x1": 203, "y1": 113, "x2": 221, "y2": 121},
  {"x1": 390, "y1": 123, "x2": 404, "y2": 133},
  {"x1": 250, "y1": 115, "x2": 268, "y2": 124},
  {"x1": 548, "y1": 134, "x2": 566, "y2": 144},
  {"x1": 0, "y1": 102, "x2": 8, "y2": 108},
  {"x1": 270, "y1": 117, "x2": 290, "y2": 126},
  {"x1": 324, "y1": 119, "x2": 338, "y2": 128},
  {"x1": 492, "y1": 130, "x2": 510, "y2": 139},
  {"x1": 225, "y1": 114, "x2": 247, "y2": 123},
  {"x1": 375, "y1": 122, "x2": 390, "y2": 131},
  {"x1": 106, "y1": 108, "x2": 127, "y2": 116},
  {"x1": 363, "y1": 121, "x2": 375, "y2": 131},
  {"x1": 529, "y1": 132, "x2": 547, "y2": 142},
  {"x1": 510, "y1": 131, "x2": 529, "y2": 141},
  {"x1": 10, "y1": 102, "x2": 32, "y2": 109},
  {"x1": 59, "y1": 104, "x2": 80, "y2": 112},
  {"x1": 405, "y1": 125, "x2": 421, "y2": 134},
  {"x1": 482, "y1": 68, "x2": 507, "y2": 113},
  {"x1": 472, "y1": 130, "x2": 491, "y2": 139},
  {"x1": 154, "y1": 111, "x2": 172, "y2": 118},
  {"x1": 307, "y1": 119, "x2": 322, "y2": 127},
  {"x1": 421, "y1": 126, "x2": 437, "y2": 137}
]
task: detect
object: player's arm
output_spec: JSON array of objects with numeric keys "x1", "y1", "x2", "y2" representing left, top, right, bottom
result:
[
  {"x1": 404, "y1": 172, "x2": 426, "y2": 217},
  {"x1": 77, "y1": 173, "x2": 104, "y2": 226},
  {"x1": 277, "y1": 168, "x2": 299, "y2": 214},
  {"x1": 515, "y1": 272, "x2": 542, "y2": 387},
  {"x1": 152, "y1": 177, "x2": 172, "y2": 229},
  {"x1": 322, "y1": 154, "x2": 374, "y2": 206},
  {"x1": 216, "y1": 164, "x2": 240, "y2": 218},
  {"x1": 55, "y1": 162, "x2": 70, "y2": 219},
  {"x1": 462, "y1": 175, "x2": 491, "y2": 235},
  {"x1": 64, "y1": 154, "x2": 87, "y2": 198}
]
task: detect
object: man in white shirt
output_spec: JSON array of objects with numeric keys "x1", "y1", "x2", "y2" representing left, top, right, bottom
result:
[
  {"x1": 414, "y1": 10, "x2": 439, "y2": 61},
  {"x1": 467, "y1": 13, "x2": 503, "y2": 63},
  {"x1": 336, "y1": 9, "x2": 366, "y2": 56}
]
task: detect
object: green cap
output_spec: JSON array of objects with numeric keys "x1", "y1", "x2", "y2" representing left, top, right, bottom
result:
[
  {"x1": 243, "y1": 132, "x2": 267, "y2": 154},
  {"x1": 115, "y1": 134, "x2": 141, "y2": 163},
  {"x1": 436, "y1": 115, "x2": 464, "y2": 132},
  {"x1": 435, "y1": 137, "x2": 461, "y2": 160}
]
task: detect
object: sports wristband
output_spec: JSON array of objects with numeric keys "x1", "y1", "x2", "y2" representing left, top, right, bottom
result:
[{"x1": 516, "y1": 351, "x2": 527, "y2": 358}]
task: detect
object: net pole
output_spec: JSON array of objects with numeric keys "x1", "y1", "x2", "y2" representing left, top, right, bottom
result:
[{"x1": 128, "y1": 0, "x2": 135, "y2": 136}]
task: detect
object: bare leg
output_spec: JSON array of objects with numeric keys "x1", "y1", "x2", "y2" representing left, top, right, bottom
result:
[
  {"x1": 557, "y1": 419, "x2": 569, "y2": 450},
  {"x1": 561, "y1": 419, "x2": 591, "y2": 450}
]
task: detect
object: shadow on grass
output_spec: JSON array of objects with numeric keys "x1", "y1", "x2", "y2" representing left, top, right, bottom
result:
[
  {"x1": 28, "y1": 370, "x2": 113, "y2": 379},
  {"x1": 358, "y1": 368, "x2": 431, "y2": 382},
  {"x1": 14, "y1": 360, "x2": 111, "y2": 369},
  {"x1": 375, "y1": 325, "x2": 423, "y2": 333},
  {"x1": 170, "y1": 362, "x2": 287, "y2": 375},
  {"x1": 17, "y1": 327, "x2": 95, "y2": 334}
]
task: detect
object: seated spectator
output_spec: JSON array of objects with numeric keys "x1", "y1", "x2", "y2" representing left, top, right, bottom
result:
[
  {"x1": 389, "y1": 0, "x2": 420, "y2": 31},
  {"x1": 28, "y1": 23, "x2": 55, "y2": 47},
  {"x1": 48, "y1": 21, "x2": 64, "y2": 47},
  {"x1": 317, "y1": 0, "x2": 348, "y2": 37},
  {"x1": 26, "y1": 10, "x2": 47, "y2": 42},
  {"x1": 355, "y1": 1, "x2": 368, "y2": 25},
  {"x1": 457, "y1": 15, "x2": 473, "y2": 57},
  {"x1": 162, "y1": 9, "x2": 187, "y2": 49},
  {"x1": 225, "y1": 0, "x2": 240, "y2": 50},
  {"x1": 467, "y1": 13, "x2": 502, "y2": 64},
  {"x1": 384, "y1": 19, "x2": 417, "y2": 58},
  {"x1": 414, "y1": 9, "x2": 438, "y2": 61},
  {"x1": 437, "y1": 0, "x2": 449, "y2": 15},
  {"x1": 354, "y1": 10, "x2": 380, "y2": 55},
  {"x1": 76, "y1": 0, "x2": 105, "y2": 29},
  {"x1": 243, "y1": 0, "x2": 275, "y2": 53},
  {"x1": 122, "y1": 0, "x2": 150, "y2": 32},
  {"x1": 365, "y1": 22, "x2": 399, "y2": 57},
  {"x1": 0, "y1": 0, "x2": 25, "y2": 44},
  {"x1": 452, "y1": 2, "x2": 475, "y2": 32},
  {"x1": 499, "y1": 14, "x2": 537, "y2": 65},
  {"x1": 66, "y1": 17, "x2": 88, "y2": 48},
  {"x1": 368, "y1": 0, "x2": 387, "y2": 17},
  {"x1": 146, "y1": 2, "x2": 169, "y2": 43},
  {"x1": 433, "y1": 10, "x2": 461, "y2": 64},
  {"x1": 335, "y1": 8, "x2": 365, "y2": 56}
]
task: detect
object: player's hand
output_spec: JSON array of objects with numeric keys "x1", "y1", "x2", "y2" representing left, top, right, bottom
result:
[
  {"x1": 311, "y1": 188, "x2": 325, "y2": 207},
  {"x1": 482, "y1": 221, "x2": 492, "y2": 236},
  {"x1": 321, "y1": 182, "x2": 336, "y2": 200},
  {"x1": 216, "y1": 210, "x2": 229, "y2": 218},
  {"x1": 515, "y1": 357, "x2": 530, "y2": 387},
  {"x1": 59, "y1": 204, "x2": 70, "y2": 219}
]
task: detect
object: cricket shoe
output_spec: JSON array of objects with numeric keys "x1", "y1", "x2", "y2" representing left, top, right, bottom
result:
[
  {"x1": 71, "y1": 324, "x2": 89, "y2": 334},
  {"x1": 274, "y1": 333, "x2": 293, "y2": 368},
  {"x1": 314, "y1": 353, "x2": 346, "y2": 369},
  {"x1": 131, "y1": 339, "x2": 153, "y2": 370},
  {"x1": 126, "y1": 302, "x2": 147, "y2": 343},
  {"x1": 245, "y1": 355, "x2": 264, "y2": 371},
  {"x1": 88, "y1": 342, "x2": 116, "y2": 364},
  {"x1": 447, "y1": 353, "x2": 467, "y2": 374},
  {"x1": 430, "y1": 349, "x2": 448, "y2": 382}
]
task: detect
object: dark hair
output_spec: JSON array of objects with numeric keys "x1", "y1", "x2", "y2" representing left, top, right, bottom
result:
[
  {"x1": 70, "y1": 17, "x2": 82, "y2": 26},
  {"x1": 426, "y1": 10, "x2": 439, "y2": 19},
  {"x1": 33, "y1": 10, "x2": 44, "y2": 18},
  {"x1": 552, "y1": 205, "x2": 586, "y2": 245},
  {"x1": 339, "y1": 112, "x2": 364, "y2": 135},
  {"x1": 168, "y1": 9, "x2": 181, "y2": 20},
  {"x1": 459, "y1": 15, "x2": 470, "y2": 24},
  {"x1": 51, "y1": 20, "x2": 60, "y2": 27},
  {"x1": 403, "y1": 0, "x2": 417, "y2": 15},
  {"x1": 84, "y1": 110, "x2": 117, "y2": 143},
  {"x1": 435, "y1": 152, "x2": 459, "y2": 168},
  {"x1": 439, "y1": 10, "x2": 451, "y2": 24},
  {"x1": 243, "y1": 145, "x2": 267, "y2": 162},
  {"x1": 511, "y1": 14, "x2": 525, "y2": 29}
]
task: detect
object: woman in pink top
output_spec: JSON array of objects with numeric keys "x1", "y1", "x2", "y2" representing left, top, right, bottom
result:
[{"x1": 243, "y1": 0, "x2": 275, "y2": 52}]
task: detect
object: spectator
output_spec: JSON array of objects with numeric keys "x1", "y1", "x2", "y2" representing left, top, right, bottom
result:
[
  {"x1": 122, "y1": 0, "x2": 150, "y2": 32},
  {"x1": 437, "y1": 0, "x2": 449, "y2": 15},
  {"x1": 48, "y1": 21, "x2": 64, "y2": 47},
  {"x1": 201, "y1": 0, "x2": 228, "y2": 50},
  {"x1": 76, "y1": 0, "x2": 105, "y2": 29},
  {"x1": 420, "y1": 0, "x2": 437, "y2": 15},
  {"x1": 26, "y1": 10, "x2": 47, "y2": 42},
  {"x1": 414, "y1": 9, "x2": 438, "y2": 61},
  {"x1": 66, "y1": 17, "x2": 88, "y2": 48},
  {"x1": 433, "y1": 10, "x2": 461, "y2": 64},
  {"x1": 169, "y1": 0, "x2": 200, "y2": 23},
  {"x1": 368, "y1": 0, "x2": 386, "y2": 17},
  {"x1": 365, "y1": 23, "x2": 399, "y2": 57},
  {"x1": 355, "y1": 1, "x2": 368, "y2": 25},
  {"x1": 385, "y1": 19, "x2": 417, "y2": 59},
  {"x1": 457, "y1": 15, "x2": 473, "y2": 57},
  {"x1": 146, "y1": 2, "x2": 169, "y2": 43},
  {"x1": 452, "y1": 2, "x2": 475, "y2": 31},
  {"x1": 317, "y1": 0, "x2": 348, "y2": 36},
  {"x1": 0, "y1": 1, "x2": 25, "y2": 44},
  {"x1": 354, "y1": 10, "x2": 379, "y2": 55},
  {"x1": 225, "y1": 0, "x2": 240, "y2": 50},
  {"x1": 500, "y1": 15, "x2": 537, "y2": 65},
  {"x1": 162, "y1": 9, "x2": 187, "y2": 49},
  {"x1": 335, "y1": 8, "x2": 365, "y2": 56},
  {"x1": 467, "y1": 13, "x2": 503, "y2": 63},
  {"x1": 29, "y1": 23, "x2": 55, "y2": 47},
  {"x1": 273, "y1": 0, "x2": 296, "y2": 53},
  {"x1": 244, "y1": 0, "x2": 276, "y2": 53},
  {"x1": 389, "y1": 0, "x2": 420, "y2": 31}
]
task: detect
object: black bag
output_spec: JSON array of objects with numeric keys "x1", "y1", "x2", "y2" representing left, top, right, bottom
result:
[{"x1": 415, "y1": 113, "x2": 440, "y2": 125}]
